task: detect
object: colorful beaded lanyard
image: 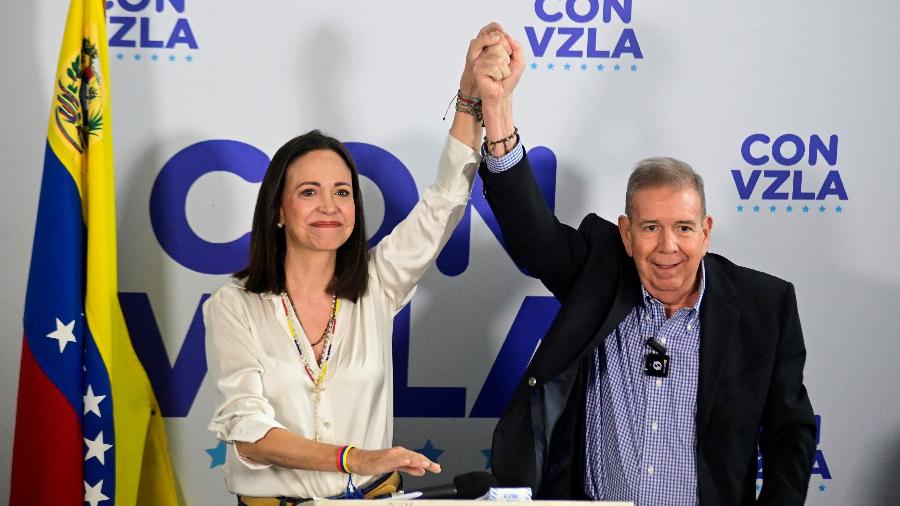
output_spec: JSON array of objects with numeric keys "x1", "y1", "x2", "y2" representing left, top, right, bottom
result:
[{"x1": 280, "y1": 292, "x2": 340, "y2": 442}]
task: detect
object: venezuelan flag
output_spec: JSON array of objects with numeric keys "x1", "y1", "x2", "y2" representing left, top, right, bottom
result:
[{"x1": 11, "y1": 1, "x2": 180, "y2": 504}]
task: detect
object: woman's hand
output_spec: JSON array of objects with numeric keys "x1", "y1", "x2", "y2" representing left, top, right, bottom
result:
[{"x1": 348, "y1": 446, "x2": 441, "y2": 477}]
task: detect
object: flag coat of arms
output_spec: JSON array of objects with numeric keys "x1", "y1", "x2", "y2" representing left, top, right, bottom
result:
[{"x1": 11, "y1": 1, "x2": 179, "y2": 504}]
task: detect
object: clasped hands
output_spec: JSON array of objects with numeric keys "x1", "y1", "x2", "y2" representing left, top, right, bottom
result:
[{"x1": 461, "y1": 22, "x2": 525, "y2": 106}]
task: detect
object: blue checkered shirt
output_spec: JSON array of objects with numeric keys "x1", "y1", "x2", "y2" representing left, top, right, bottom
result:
[{"x1": 584, "y1": 262, "x2": 706, "y2": 505}]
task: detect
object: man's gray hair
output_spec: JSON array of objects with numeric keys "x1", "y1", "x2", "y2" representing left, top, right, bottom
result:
[{"x1": 625, "y1": 157, "x2": 707, "y2": 218}]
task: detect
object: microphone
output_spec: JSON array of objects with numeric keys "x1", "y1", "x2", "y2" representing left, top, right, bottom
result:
[{"x1": 409, "y1": 471, "x2": 497, "y2": 499}]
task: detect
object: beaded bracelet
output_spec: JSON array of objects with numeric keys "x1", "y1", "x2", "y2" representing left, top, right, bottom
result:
[
  {"x1": 485, "y1": 127, "x2": 519, "y2": 156},
  {"x1": 336, "y1": 445, "x2": 354, "y2": 474}
]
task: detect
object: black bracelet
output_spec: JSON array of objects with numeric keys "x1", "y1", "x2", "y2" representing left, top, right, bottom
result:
[{"x1": 485, "y1": 127, "x2": 519, "y2": 155}]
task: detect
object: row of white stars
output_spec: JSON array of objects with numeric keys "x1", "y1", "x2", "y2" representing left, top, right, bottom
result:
[
  {"x1": 84, "y1": 384, "x2": 112, "y2": 505},
  {"x1": 84, "y1": 351, "x2": 111, "y2": 504},
  {"x1": 84, "y1": 382, "x2": 111, "y2": 503},
  {"x1": 46, "y1": 318, "x2": 113, "y2": 504},
  {"x1": 84, "y1": 381, "x2": 112, "y2": 506}
]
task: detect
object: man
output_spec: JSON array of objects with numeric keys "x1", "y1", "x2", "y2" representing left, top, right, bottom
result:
[{"x1": 472, "y1": 30, "x2": 816, "y2": 505}]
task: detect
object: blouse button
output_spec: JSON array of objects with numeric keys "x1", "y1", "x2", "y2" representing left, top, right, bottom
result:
[
  {"x1": 323, "y1": 421, "x2": 331, "y2": 428},
  {"x1": 528, "y1": 377, "x2": 537, "y2": 387}
]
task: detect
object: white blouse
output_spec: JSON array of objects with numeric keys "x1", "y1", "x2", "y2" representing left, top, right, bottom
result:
[{"x1": 205, "y1": 134, "x2": 479, "y2": 498}]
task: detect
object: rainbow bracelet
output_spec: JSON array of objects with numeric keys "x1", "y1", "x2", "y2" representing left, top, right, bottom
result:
[{"x1": 337, "y1": 445, "x2": 354, "y2": 474}]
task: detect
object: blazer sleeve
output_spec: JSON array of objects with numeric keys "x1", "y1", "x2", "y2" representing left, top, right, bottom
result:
[
  {"x1": 757, "y1": 282, "x2": 816, "y2": 504},
  {"x1": 479, "y1": 152, "x2": 590, "y2": 299}
]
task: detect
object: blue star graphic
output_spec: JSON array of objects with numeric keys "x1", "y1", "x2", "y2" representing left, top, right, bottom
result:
[
  {"x1": 753, "y1": 205, "x2": 760, "y2": 213},
  {"x1": 547, "y1": 63, "x2": 555, "y2": 70},
  {"x1": 480, "y1": 449, "x2": 492, "y2": 470},
  {"x1": 151, "y1": 54, "x2": 159, "y2": 61},
  {"x1": 786, "y1": 205, "x2": 793, "y2": 213},
  {"x1": 168, "y1": 55, "x2": 176, "y2": 62},
  {"x1": 133, "y1": 54, "x2": 141, "y2": 61},
  {"x1": 819, "y1": 205, "x2": 826, "y2": 213},
  {"x1": 736, "y1": 204, "x2": 744, "y2": 212},
  {"x1": 563, "y1": 63, "x2": 571, "y2": 70},
  {"x1": 580, "y1": 63, "x2": 588, "y2": 71},
  {"x1": 116, "y1": 53, "x2": 124, "y2": 60},
  {"x1": 802, "y1": 205, "x2": 810, "y2": 213},
  {"x1": 597, "y1": 64, "x2": 604, "y2": 71},
  {"x1": 530, "y1": 62, "x2": 538, "y2": 70},
  {"x1": 630, "y1": 64, "x2": 638, "y2": 71},
  {"x1": 186, "y1": 55, "x2": 194, "y2": 62},
  {"x1": 835, "y1": 206, "x2": 843, "y2": 213},
  {"x1": 206, "y1": 441, "x2": 226, "y2": 468},
  {"x1": 414, "y1": 439, "x2": 445, "y2": 463},
  {"x1": 614, "y1": 64, "x2": 621, "y2": 71},
  {"x1": 819, "y1": 484, "x2": 826, "y2": 492},
  {"x1": 769, "y1": 205, "x2": 777, "y2": 213}
]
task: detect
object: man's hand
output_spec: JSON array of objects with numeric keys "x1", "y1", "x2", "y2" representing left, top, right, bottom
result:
[
  {"x1": 474, "y1": 32, "x2": 524, "y2": 105},
  {"x1": 460, "y1": 22, "x2": 512, "y2": 97},
  {"x1": 474, "y1": 30, "x2": 524, "y2": 154}
]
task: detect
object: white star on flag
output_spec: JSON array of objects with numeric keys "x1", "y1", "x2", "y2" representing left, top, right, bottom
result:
[
  {"x1": 46, "y1": 318, "x2": 76, "y2": 353},
  {"x1": 84, "y1": 480, "x2": 109, "y2": 506},
  {"x1": 84, "y1": 432, "x2": 113, "y2": 464},
  {"x1": 83, "y1": 385, "x2": 106, "y2": 417}
]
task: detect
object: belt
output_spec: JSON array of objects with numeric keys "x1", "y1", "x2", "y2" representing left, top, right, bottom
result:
[{"x1": 238, "y1": 471, "x2": 401, "y2": 506}]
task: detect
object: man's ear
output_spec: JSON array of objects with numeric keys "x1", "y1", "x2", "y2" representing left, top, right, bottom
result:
[
  {"x1": 702, "y1": 214, "x2": 713, "y2": 253},
  {"x1": 618, "y1": 214, "x2": 633, "y2": 257}
]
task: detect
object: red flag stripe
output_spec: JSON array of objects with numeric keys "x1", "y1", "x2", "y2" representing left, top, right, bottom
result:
[{"x1": 10, "y1": 337, "x2": 83, "y2": 505}]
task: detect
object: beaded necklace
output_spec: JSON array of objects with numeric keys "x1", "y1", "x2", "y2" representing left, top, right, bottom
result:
[{"x1": 280, "y1": 291, "x2": 339, "y2": 442}]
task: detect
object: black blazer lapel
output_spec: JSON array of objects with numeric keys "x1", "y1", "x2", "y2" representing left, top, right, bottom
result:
[
  {"x1": 696, "y1": 256, "x2": 741, "y2": 442},
  {"x1": 530, "y1": 256, "x2": 641, "y2": 383}
]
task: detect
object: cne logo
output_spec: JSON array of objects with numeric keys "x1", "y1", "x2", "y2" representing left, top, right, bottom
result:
[
  {"x1": 731, "y1": 133, "x2": 848, "y2": 215},
  {"x1": 106, "y1": 0, "x2": 198, "y2": 61},
  {"x1": 524, "y1": 0, "x2": 643, "y2": 72}
]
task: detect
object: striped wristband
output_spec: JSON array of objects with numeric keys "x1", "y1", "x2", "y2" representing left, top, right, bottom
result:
[{"x1": 336, "y1": 445, "x2": 354, "y2": 474}]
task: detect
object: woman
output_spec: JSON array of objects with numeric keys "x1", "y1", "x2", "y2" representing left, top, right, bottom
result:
[{"x1": 205, "y1": 26, "x2": 514, "y2": 505}]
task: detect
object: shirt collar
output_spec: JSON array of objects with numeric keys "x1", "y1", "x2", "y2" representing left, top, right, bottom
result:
[{"x1": 640, "y1": 258, "x2": 707, "y2": 315}]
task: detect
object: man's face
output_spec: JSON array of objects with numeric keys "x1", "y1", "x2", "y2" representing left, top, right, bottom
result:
[{"x1": 618, "y1": 185, "x2": 713, "y2": 308}]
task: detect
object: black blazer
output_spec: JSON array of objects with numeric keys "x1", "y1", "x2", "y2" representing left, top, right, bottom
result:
[{"x1": 480, "y1": 153, "x2": 816, "y2": 505}]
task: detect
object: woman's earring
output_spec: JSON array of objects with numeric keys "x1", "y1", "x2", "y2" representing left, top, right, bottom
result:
[{"x1": 277, "y1": 222, "x2": 284, "y2": 228}]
